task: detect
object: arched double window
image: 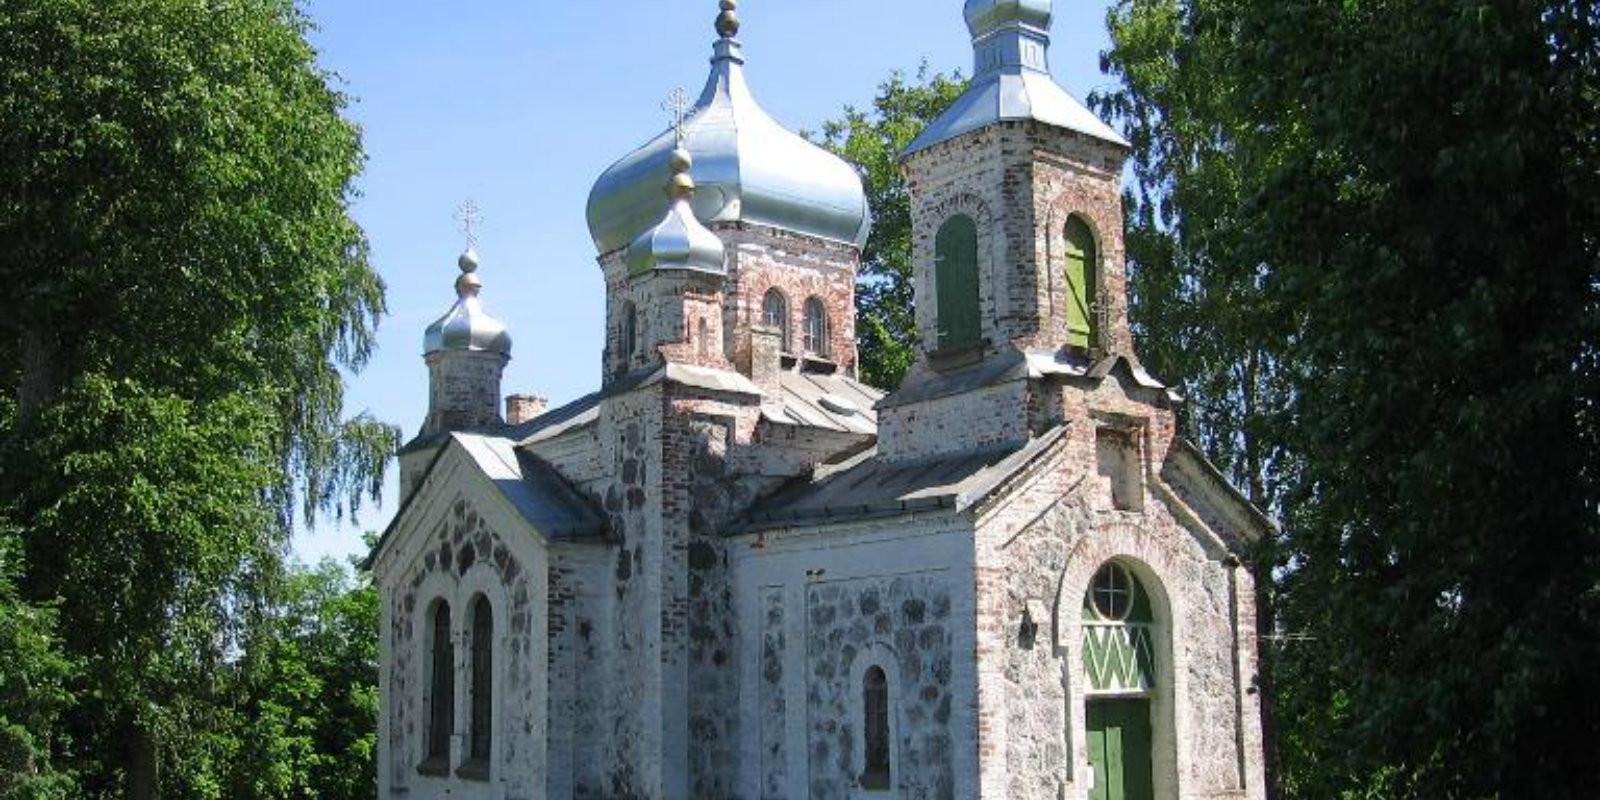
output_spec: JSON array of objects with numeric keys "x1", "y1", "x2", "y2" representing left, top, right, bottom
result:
[
  {"x1": 1064, "y1": 216, "x2": 1099, "y2": 349},
  {"x1": 861, "y1": 665, "x2": 891, "y2": 790},
  {"x1": 935, "y1": 214, "x2": 981, "y2": 349},
  {"x1": 803, "y1": 297, "x2": 830, "y2": 358},
  {"x1": 466, "y1": 596, "x2": 493, "y2": 767},
  {"x1": 762, "y1": 288, "x2": 790, "y2": 351},
  {"x1": 425, "y1": 601, "x2": 454, "y2": 769}
]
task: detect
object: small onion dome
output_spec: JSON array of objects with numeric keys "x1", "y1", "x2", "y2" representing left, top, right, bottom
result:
[
  {"x1": 906, "y1": 0, "x2": 1128, "y2": 156},
  {"x1": 585, "y1": 1, "x2": 871, "y2": 255},
  {"x1": 964, "y1": 0, "x2": 1053, "y2": 36},
  {"x1": 423, "y1": 248, "x2": 512, "y2": 356},
  {"x1": 625, "y1": 147, "x2": 727, "y2": 275}
]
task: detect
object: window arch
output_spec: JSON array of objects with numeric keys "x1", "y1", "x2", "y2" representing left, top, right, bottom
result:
[
  {"x1": 803, "y1": 297, "x2": 829, "y2": 357},
  {"x1": 620, "y1": 301, "x2": 638, "y2": 362},
  {"x1": 761, "y1": 288, "x2": 790, "y2": 351},
  {"x1": 861, "y1": 665, "x2": 892, "y2": 790},
  {"x1": 935, "y1": 214, "x2": 981, "y2": 349},
  {"x1": 424, "y1": 601, "x2": 454, "y2": 767},
  {"x1": 1064, "y1": 216, "x2": 1099, "y2": 349},
  {"x1": 466, "y1": 595, "x2": 493, "y2": 767}
]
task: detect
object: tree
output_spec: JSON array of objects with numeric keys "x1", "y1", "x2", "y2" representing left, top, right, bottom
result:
[
  {"x1": 818, "y1": 65, "x2": 968, "y2": 390},
  {"x1": 1098, "y1": 0, "x2": 1600, "y2": 796},
  {"x1": 0, "y1": 0, "x2": 396, "y2": 794},
  {"x1": 0, "y1": 516, "x2": 75, "y2": 800}
]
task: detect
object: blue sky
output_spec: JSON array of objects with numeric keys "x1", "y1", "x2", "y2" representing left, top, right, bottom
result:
[{"x1": 291, "y1": 0, "x2": 1120, "y2": 565}]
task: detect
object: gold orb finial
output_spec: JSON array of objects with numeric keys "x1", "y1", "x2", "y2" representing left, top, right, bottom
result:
[
  {"x1": 715, "y1": 0, "x2": 739, "y2": 38},
  {"x1": 668, "y1": 147, "x2": 696, "y2": 199}
]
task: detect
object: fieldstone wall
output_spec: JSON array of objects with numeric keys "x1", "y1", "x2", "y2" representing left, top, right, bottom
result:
[
  {"x1": 382, "y1": 493, "x2": 545, "y2": 800},
  {"x1": 804, "y1": 574, "x2": 959, "y2": 799},
  {"x1": 877, "y1": 378, "x2": 1033, "y2": 464},
  {"x1": 424, "y1": 350, "x2": 507, "y2": 434}
]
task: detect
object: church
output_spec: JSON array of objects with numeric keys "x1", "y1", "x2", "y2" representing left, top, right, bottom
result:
[{"x1": 367, "y1": 1, "x2": 1272, "y2": 798}]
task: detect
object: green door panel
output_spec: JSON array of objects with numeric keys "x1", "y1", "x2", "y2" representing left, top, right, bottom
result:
[
  {"x1": 1086, "y1": 699, "x2": 1153, "y2": 800},
  {"x1": 935, "y1": 215, "x2": 981, "y2": 348},
  {"x1": 1064, "y1": 217, "x2": 1097, "y2": 349}
]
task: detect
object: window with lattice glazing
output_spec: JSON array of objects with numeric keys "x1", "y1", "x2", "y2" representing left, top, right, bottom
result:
[
  {"x1": 803, "y1": 297, "x2": 829, "y2": 357},
  {"x1": 1082, "y1": 563, "x2": 1157, "y2": 693},
  {"x1": 762, "y1": 288, "x2": 790, "y2": 351}
]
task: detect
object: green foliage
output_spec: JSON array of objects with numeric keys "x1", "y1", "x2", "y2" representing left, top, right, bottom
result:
[
  {"x1": 1099, "y1": 0, "x2": 1600, "y2": 796},
  {"x1": 0, "y1": 521, "x2": 75, "y2": 800},
  {"x1": 818, "y1": 65, "x2": 968, "y2": 389},
  {"x1": 0, "y1": 0, "x2": 396, "y2": 795}
]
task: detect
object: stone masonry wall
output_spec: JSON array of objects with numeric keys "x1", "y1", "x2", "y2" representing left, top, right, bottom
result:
[
  {"x1": 970, "y1": 373, "x2": 1265, "y2": 800},
  {"x1": 383, "y1": 494, "x2": 544, "y2": 800},
  {"x1": 425, "y1": 350, "x2": 507, "y2": 434}
]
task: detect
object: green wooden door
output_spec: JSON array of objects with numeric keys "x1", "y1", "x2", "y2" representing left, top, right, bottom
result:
[
  {"x1": 935, "y1": 215, "x2": 980, "y2": 349},
  {"x1": 1087, "y1": 699, "x2": 1153, "y2": 800},
  {"x1": 1064, "y1": 217, "x2": 1098, "y2": 349}
]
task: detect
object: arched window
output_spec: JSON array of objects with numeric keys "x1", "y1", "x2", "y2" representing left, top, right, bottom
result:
[
  {"x1": 1064, "y1": 216, "x2": 1099, "y2": 349},
  {"x1": 425, "y1": 601, "x2": 454, "y2": 768},
  {"x1": 861, "y1": 665, "x2": 891, "y2": 790},
  {"x1": 467, "y1": 595, "x2": 493, "y2": 767},
  {"x1": 762, "y1": 288, "x2": 790, "y2": 351},
  {"x1": 803, "y1": 297, "x2": 829, "y2": 357},
  {"x1": 1083, "y1": 562, "x2": 1158, "y2": 800},
  {"x1": 935, "y1": 214, "x2": 981, "y2": 349},
  {"x1": 620, "y1": 301, "x2": 638, "y2": 362}
]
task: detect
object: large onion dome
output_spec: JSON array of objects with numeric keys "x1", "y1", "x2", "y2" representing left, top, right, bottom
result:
[
  {"x1": 586, "y1": 1, "x2": 871, "y2": 256},
  {"x1": 904, "y1": 0, "x2": 1129, "y2": 156},
  {"x1": 424, "y1": 248, "x2": 512, "y2": 356}
]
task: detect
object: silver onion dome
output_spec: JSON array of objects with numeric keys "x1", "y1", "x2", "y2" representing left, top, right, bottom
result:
[
  {"x1": 904, "y1": 0, "x2": 1129, "y2": 156},
  {"x1": 626, "y1": 147, "x2": 727, "y2": 275},
  {"x1": 423, "y1": 249, "x2": 512, "y2": 356},
  {"x1": 586, "y1": 1, "x2": 872, "y2": 256}
]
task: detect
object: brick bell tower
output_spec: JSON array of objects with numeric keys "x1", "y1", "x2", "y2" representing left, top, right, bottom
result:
[{"x1": 878, "y1": 0, "x2": 1153, "y2": 463}]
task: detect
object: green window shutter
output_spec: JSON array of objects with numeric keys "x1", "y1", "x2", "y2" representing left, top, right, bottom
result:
[
  {"x1": 1065, "y1": 217, "x2": 1098, "y2": 349},
  {"x1": 1087, "y1": 699, "x2": 1155, "y2": 800},
  {"x1": 935, "y1": 215, "x2": 981, "y2": 349}
]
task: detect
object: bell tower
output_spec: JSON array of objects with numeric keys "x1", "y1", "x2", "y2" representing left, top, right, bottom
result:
[
  {"x1": 879, "y1": 0, "x2": 1145, "y2": 463},
  {"x1": 901, "y1": 0, "x2": 1133, "y2": 361}
]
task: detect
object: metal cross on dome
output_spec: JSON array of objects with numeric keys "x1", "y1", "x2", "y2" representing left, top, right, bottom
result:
[
  {"x1": 454, "y1": 199, "x2": 483, "y2": 250},
  {"x1": 662, "y1": 87, "x2": 692, "y2": 144}
]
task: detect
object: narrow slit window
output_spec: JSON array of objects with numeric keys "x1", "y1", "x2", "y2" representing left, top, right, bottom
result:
[
  {"x1": 468, "y1": 596, "x2": 493, "y2": 766},
  {"x1": 621, "y1": 302, "x2": 638, "y2": 361},
  {"x1": 425, "y1": 602, "x2": 454, "y2": 767},
  {"x1": 861, "y1": 665, "x2": 891, "y2": 790}
]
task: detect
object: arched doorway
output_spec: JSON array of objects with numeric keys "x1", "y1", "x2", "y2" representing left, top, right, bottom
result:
[{"x1": 1082, "y1": 561, "x2": 1157, "y2": 800}]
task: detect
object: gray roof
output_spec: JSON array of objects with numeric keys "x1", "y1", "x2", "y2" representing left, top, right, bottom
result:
[
  {"x1": 764, "y1": 371, "x2": 884, "y2": 436},
  {"x1": 904, "y1": 0, "x2": 1128, "y2": 157},
  {"x1": 453, "y1": 434, "x2": 605, "y2": 539},
  {"x1": 740, "y1": 426, "x2": 1069, "y2": 532}
]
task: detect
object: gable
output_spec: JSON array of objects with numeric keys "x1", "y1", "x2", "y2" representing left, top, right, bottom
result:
[{"x1": 367, "y1": 434, "x2": 604, "y2": 576}]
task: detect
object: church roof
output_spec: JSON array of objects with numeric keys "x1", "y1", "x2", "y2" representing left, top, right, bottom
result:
[
  {"x1": 763, "y1": 371, "x2": 883, "y2": 436},
  {"x1": 903, "y1": 0, "x2": 1128, "y2": 157},
  {"x1": 585, "y1": 3, "x2": 871, "y2": 254},
  {"x1": 740, "y1": 426, "x2": 1069, "y2": 533}
]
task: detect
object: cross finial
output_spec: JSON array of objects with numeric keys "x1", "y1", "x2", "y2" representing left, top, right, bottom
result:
[
  {"x1": 454, "y1": 199, "x2": 483, "y2": 250},
  {"x1": 662, "y1": 87, "x2": 692, "y2": 145}
]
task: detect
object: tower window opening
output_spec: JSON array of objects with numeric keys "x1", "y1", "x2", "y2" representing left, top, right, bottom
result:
[
  {"x1": 1096, "y1": 426, "x2": 1143, "y2": 512},
  {"x1": 934, "y1": 214, "x2": 981, "y2": 349},
  {"x1": 803, "y1": 297, "x2": 830, "y2": 358},
  {"x1": 1064, "y1": 216, "x2": 1099, "y2": 350},
  {"x1": 762, "y1": 288, "x2": 791, "y2": 351},
  {"x1": 861, "y1": 665, "x2": 891, "y2": 790},
  {"x1": 621, "y1": 301, "x2": 638, "y2": 362}
]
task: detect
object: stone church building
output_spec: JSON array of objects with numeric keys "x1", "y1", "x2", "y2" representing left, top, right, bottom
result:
[{"x1": 368, "y1": 1, "x2": 1272, "y2": 798}]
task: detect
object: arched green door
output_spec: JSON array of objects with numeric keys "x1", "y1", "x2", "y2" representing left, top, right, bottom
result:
[
  {"x1": 935, "y1": 215, "x2": 980, "y2": 349},
  {"x1": 1064, "y1": 217, "x2": 1098, "y2": 349}
]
